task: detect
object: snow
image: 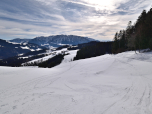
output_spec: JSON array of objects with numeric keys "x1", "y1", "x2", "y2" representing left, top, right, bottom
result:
[
  {"x1": 26, "y1": 54, "x2": 54, "y2": 64},
  {"x1": 20, "y1": 46, "x2": 30, "y2": 49},
  {"x1": 30, "y1": 49, "x2": 35, "y2": 51},
  {"x1": 58, "y1": 43, "x2": 67, "y2": 46},
  {"x1": 36, "y1": 48, "x2": 42, "y2": 51},
  {"x1": 6, "y1": 41, "x2": 21, "y2": 45},
  {"x1": 19, "y1": 57, "x2": 29, "y2": 59},
  {"x1": 62, "y1": 50, "x2": 78, "y2": 63},
  {"x1": 41, "y1": 44, "x2": 49, "y2": 46},
  {"x1": 23, "y1": 43, "x2": 27, "y2": 45},
  {"x1": 0, "y1": 51, "x2": 152, "y2": 114},
  {"x1": 20, "y1": 46, "x2": 35, "y2": 51},
  {"x1": 26, "y1": 48, "x2": 69, "y2": 64},
  {"x1": 18, "y1": 54, "x2": 24, "y2": 56}
]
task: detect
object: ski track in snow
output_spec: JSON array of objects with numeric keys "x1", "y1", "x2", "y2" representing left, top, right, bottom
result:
[{"x1": 0, "y1": 51, "x2": 152, "y2": 114}]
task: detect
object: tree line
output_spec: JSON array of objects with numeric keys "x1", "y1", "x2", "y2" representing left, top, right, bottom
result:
[
  {"x1": 0, "y1": 54, "x2": 47, "y2": 67},
  {"x1": 74, "y1": 42, "x2": 112, "y2": 60},
  {"x1": 112, "y1": 7, "x2": 152, "y2": 53},
  {"x1": 24, "y1": 54, "x2": 66, "y2": 68}
]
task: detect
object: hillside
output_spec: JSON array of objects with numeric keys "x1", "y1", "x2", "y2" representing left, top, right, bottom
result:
[
  {"x1": 0, "y1": 41, "x2": 110, "y2": 67},
  {"x1": 0, "y1": 39, "x2": 46, "y2": 59},
  {"x1": 0, "y1": 51, "x2": 152, "y2": 114}
]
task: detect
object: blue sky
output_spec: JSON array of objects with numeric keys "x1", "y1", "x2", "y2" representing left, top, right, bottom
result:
[{"x1": 0, "y1": 0, "x2": 151, "y2": 40}]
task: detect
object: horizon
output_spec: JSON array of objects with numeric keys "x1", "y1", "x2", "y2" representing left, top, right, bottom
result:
[
  {"x1": 1, "y1": 34, "x2": 111, "y2": 42},
  {"x1": 0, "y1": 0, "x2": 151, "y2": 40}
]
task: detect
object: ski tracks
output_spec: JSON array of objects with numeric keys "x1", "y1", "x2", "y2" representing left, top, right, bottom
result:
[
  {"x1": 100, "y1": 57, "x2": 152, "y2": 114},
  {"x1": 0, "y1": 61, "x2": 80, "y2": 114}
]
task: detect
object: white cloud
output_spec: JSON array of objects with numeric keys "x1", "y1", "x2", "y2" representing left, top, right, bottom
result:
[{"x1": 0, "y1": 0, "x2": 151, "y2": 40}]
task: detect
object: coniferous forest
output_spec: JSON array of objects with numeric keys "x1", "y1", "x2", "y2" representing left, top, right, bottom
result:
[
  {"x1": 112, "y1": 8, "x2": 152, "y2": 53},
  {"x1": 74, "y1": 42, "x2": 112, "y2": 60},
  {"x1": 24, "y1": 54, "x2": 66, "y2": 68}
]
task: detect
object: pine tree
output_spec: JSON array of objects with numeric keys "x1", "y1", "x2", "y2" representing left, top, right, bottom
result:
[{"x1": 112, "y1": 32, "x2": 119, "y2": 53}]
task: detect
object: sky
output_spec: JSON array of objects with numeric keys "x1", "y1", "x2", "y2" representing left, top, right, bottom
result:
[{"x1": 0, "y1": 0, "x2": 151, "y2": 41}]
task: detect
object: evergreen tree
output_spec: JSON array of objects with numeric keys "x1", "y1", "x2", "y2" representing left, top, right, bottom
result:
[
  {"x1": 112, "y1": 7, "x2": 152, "y2": 53},
  {"x1": 112, "y1": 32, "x2": 119, "y2": 53}
]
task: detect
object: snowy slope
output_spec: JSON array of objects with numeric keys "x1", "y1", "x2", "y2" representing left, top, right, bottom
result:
[
  {"x1": 26, "y1": 48, "x2": 78, "y2": 64},
  {"x1": 0, "y1": 51, "x2": 152, "y2": 114}
]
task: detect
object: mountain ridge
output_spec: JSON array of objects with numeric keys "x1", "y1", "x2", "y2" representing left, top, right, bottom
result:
[
  {"x1": 9, "y1": 35, "x2": 98, "y2": 48},
  {"x1": 9, "y1": 38, "x2": 31, "y2": 44}
]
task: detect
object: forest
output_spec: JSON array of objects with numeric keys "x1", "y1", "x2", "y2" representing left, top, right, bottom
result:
[
  {"x1": 23, "y1": 54, "x2": 66, "y2": 68},
  {"x1": 74, "y1": 42, "x2": 112, "y2": 60},
  {"x1": 112, "y1": 7, "x2": 152, "y2": 53}
]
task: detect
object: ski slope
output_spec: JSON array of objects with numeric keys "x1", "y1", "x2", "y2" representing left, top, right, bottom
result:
[{"x1": 0, "y1": 51, "x2": 152, "y2": 114}]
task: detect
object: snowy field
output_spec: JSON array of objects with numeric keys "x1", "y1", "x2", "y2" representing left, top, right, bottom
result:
[
  {"x1": 25, "y1": 48, "x2": 71, "y2": 64},
  {"x1": 0, "y1": 51, "x2": 152, "y2": 114}
]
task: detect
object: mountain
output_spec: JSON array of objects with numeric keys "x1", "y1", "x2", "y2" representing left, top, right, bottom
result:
[
  {"x1": 0, "y1": 39, "x2": 46, "y2": 59},
  {"x1": 29, "y1": 35, "x2": 97, "y2": 47},
  {"x1": 9, "y1": 38, "x2": 31, "y2": 44},
  {"x1": 10, "y1": 35, "x2": 98, "y2": 48}
]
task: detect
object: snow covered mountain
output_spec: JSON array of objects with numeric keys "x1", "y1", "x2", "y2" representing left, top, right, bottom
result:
[
  {"x1": 0, "y1": 39, "x2": 46, "y2": 59},
  {"x1": 29, "y1": 35, "x2": 97, "y2": 48},
  {"x1": 0, "y1": 51, "x2": 152, "y2": 114},
  {"x1": 10, "y1": 35, "x2": 98, "y2": 48}
]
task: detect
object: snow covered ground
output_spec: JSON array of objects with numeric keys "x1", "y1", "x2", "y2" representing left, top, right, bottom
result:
[
  {"x1": 26, "y1": 48, "x2": 69, "y2": 64},
  {"x1": 25, "y1": 49, "x2": 78, "y2": 65},
  {"x1": 0, "y1": 51, "x2": 152, "y2": 114}
]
